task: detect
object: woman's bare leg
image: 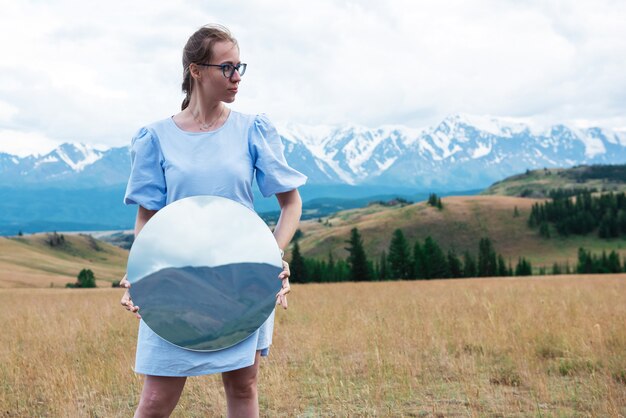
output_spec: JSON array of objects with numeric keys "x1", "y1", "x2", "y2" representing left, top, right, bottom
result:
[
  {"x1": 222, "y1": 351, "x2": 261, "y2": 418},
  {"x1": 134, "y1": 375, "x2": 187, "y2": 418}
]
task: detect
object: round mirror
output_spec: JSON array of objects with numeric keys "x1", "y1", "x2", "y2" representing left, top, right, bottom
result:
[{"x1": 127, "y1": 195, "x2": 283, "y2": 351}]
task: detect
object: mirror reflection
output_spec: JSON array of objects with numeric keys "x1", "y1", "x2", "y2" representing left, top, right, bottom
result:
[{"x1": 127, "y1": 195, "x2": 283, "y2": 351}]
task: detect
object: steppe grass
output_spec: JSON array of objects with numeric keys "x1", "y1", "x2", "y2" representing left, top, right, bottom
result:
[{"x1": 0, "y1": 276, "x2": 625, "y2": 416}]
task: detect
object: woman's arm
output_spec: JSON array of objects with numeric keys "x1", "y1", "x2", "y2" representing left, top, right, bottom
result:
[
  {"x1": 273, "y1": 189, "x2": 303, "y2": 250},
  {"x1": 272, "y1": 189, "x2": 302, "y2": 309},
  {"x1": 120, "y1": 206, "x2": 159, "y2": 317},
  {"x1": 134, "y1": 206, "x2": 159, "y2": 237}
]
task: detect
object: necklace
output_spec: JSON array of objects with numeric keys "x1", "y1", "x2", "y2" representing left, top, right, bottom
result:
[{"x1": 192, "y1": 106, "x2": 225, "y2": 130}]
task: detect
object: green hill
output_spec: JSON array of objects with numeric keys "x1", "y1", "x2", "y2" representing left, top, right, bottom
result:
[
  {"x1": 0, "y1": 233, "x2": 127, "y2": 288},
  {"x1": 482, "y1": 164, "x2": 626, "y2": 197},
  {"x1": 293, "y1": 195, "x2": 626, "y2": 271}
]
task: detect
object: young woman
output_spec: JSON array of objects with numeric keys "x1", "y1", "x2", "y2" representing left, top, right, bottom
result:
[{"x1": 119, "y1": 24, "x2": 306, "y2": 417}]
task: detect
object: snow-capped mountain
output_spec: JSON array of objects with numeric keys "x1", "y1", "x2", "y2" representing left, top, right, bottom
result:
[
  {"x1": 1, "y1": 114, "x2": 625, "y2": 190},
  {"x1": 0, "y1": 143, "x2": 131, "y2": 187},
  {"x1": 279, "y1": 113, "x2": 626, "y2": 190}
]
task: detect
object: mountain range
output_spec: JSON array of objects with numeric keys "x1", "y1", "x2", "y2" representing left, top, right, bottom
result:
[
  {"x1": 2, "y1": 113, "x2": 626, "y2": 190},
  {"x1": 1, "y1": 113, "x2": 625, "y2": 234}
]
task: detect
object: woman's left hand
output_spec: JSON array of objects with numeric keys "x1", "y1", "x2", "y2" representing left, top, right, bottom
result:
[{"x1": 276, "y1": 259, "x2": 291, "y2": 309}]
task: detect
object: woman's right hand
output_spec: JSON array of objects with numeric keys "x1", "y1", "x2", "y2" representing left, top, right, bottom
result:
[{"x1": 119, "y1": 274, "x2": 141, "y2": 319}]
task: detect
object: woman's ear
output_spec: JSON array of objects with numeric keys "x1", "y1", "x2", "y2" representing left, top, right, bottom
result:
[{"x1": 189, "y1": 63, "x2": 202, "y2": 81}]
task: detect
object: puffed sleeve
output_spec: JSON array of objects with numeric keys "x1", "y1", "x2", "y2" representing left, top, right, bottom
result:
[
  {"x1": 123, "y1": 127, "x2": 167, "y2": 210},
  {"x1": 249, "y1": 114, "x2": 307, "y2": 197}
]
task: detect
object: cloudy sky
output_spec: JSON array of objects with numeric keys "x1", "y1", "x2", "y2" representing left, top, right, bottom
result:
[
  {"x1": 1, "y1": 0, "x2": 625, "y2": 156},
  {"x1": 127, "y1": 196, "x2": 282, "y2": 281}
]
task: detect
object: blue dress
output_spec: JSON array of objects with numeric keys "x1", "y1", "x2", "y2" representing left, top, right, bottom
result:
[{"x1": 123, "y1": 111, "x2": 307, "y2": 376}]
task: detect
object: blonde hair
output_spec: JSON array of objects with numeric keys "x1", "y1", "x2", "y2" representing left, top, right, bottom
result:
[{"x1": 181, "y1": 24, "x2": 238, "y2": 110}]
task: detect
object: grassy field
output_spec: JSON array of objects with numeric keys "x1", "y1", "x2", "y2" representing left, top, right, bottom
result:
[{"x1": 1, "y1": 275, "x2": 624, "y2": 416}]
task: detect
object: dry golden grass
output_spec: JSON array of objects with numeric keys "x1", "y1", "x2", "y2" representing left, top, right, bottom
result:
[{"x1": 1, "y1": 275, "x2": 625, "y2": 416}]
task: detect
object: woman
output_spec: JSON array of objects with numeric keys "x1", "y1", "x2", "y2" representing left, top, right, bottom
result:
[{"x1": 119, "y1": 24, "x2": 306, "y2": 417}]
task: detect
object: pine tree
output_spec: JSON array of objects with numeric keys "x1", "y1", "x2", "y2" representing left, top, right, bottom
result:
[
  {"x1": 423, "y1": 236, "x2": 448, "y2": 278},
  {"x1": 477, "y1": 237, "x2": 497, "y2": 277},
  {"x1": 335, "y1": 259, "x2": 350, "y2": 282},
  {"x1": 497, "y1": 255, "x2": 508, "y2": 276},
  {"x1": 463, "y1": 251, "x2": 477, "y2": 278},
  {"x1": 618, "y1": 210, "x2": 626, "y2": 235},
  {"x1": 607, "y1": 250, "x2": 622, "y2": 273},
  {"x1": 576, "y1": 248, "x2": 593, "y2": 274},
  {"x1": 447, "y1": 250, "x2": 463, "y2": 278},
  {"x1": 345, "y1": 228, "x2": 371, "y2": 281},
  {"x1": 368, "y1": 260, "x2": 377, "y2": 281},
  {"x1": 413, "y1": 241, "x2": 426, "y2": 279},
  {"x1": 388, "y1": 229, "x2": 411, "y2": 279},
  {"x1": 77, "y1": 269, "x2": 96, "y2": 288},
  {"x1": 327, "y1": 251, "x2": 336, "y2": 282},
  {"x1": 290, "y1": 241, "x2": 307, "y2": 283},
  {"x1": 379, "y1": 251, "x2": 390, "y2": 280},
  {"x1": 514, "y1": 257, "x2": 532, "y2": 276}
]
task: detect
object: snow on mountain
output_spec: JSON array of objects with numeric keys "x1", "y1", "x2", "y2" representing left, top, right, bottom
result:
[
  {"x1": 54, "y1": 143, "x2": 104, "y2": 172},
  {"x1": 0, "y1": 142, "x2": 127, "y2": 186},
  {"x1": 1, "y1": 114, "x2": 625, "y2": 190},
  {"x1": 278, "y1": 114, "x2": 626, "y2": 189}
]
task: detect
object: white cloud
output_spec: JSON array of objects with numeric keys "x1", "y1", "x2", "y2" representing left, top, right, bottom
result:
[
  {"x1": 0, "y1": 130, "x2": 61, "y2": 157},
  {"x1": 0, "y1": 99, "x2": 18, "y2": 123},
  {"x1": 0, "y1": 0, "x2": 625, "y2": 156},
  {"x1": 127, "y1": 196, "x2": 282, "y2": 281}
]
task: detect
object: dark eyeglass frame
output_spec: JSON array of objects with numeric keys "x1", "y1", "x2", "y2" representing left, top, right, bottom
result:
[{"x1": 196, "y1": 62, "x2": 247, "y2": 78}]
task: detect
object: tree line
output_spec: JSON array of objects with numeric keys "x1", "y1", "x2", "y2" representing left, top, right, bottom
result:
[
  {"x1": 576, "y1": 248, "x2": 625, "y2": 274},
  {"x1": 565, "y1": 164, "x2": 626, "y2": 183},
  {"x1": 528, "y1": 191, "x2": 626, "y2": 238},
  {"x1": 289, "y1": 229, "x2": 534, "y2": 283}
]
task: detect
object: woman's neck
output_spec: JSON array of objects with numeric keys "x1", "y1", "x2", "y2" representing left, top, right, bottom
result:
[
  {"x1": 187, "y1": 97, "x2": 223, "y2": 120},
  {"x1": 182, "y1": 97, "x2": 228, "y2": 131}
]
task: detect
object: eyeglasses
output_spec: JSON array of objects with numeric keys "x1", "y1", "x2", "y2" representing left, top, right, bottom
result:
[{"x1": 196, "y1": 63, "x2": 247, "y2": 78}]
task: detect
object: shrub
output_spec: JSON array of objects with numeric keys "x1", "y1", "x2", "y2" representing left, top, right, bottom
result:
[{"x1": 66, "y1": 268, "x2": 97, "y2": 288}]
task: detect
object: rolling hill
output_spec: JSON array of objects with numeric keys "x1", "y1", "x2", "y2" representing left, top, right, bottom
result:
[
  {"x1": 293, "y1": 195, "x2": 626, "y2": 270},
  {"x1": 482, "y1": 164, "x2": 626, "y2": 197},
  {"x1": 0, "y1": 233, "x2": 127, "y2": 288}
]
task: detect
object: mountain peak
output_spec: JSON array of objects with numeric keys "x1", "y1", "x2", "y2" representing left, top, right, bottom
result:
[{"x1": 46, "y1": 142, "x2": 104, "y2": 172}]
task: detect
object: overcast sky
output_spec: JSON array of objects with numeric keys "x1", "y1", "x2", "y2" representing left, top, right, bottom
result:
[
  {"x1": 127, "y1": 196, "x2": 282, "y2": 281},
  {"x1": 1, "y1": 0, "x2": 625, "y2": 156}
]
